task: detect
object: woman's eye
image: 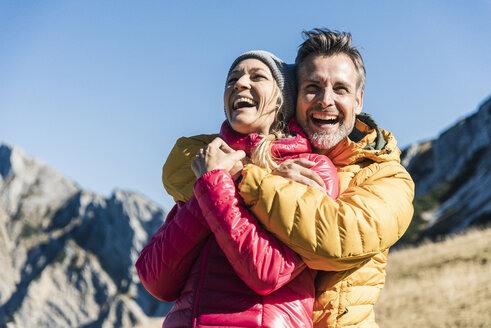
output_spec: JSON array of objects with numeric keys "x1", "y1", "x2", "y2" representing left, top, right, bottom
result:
[
  {"x1": 227, "y1": 78, "x2": 238, "y2": 84},
  {"x1": 252, "y1": 74, "x2": 267, "y2": 80}
]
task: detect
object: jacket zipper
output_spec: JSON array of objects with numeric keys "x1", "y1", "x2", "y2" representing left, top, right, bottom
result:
[{"x1": 192, "y1": 239, "x2": 211, "y2": 328}]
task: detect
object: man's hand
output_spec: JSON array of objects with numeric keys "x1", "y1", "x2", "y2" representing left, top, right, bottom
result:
[
  {"x1": 191, "y1": 137, "x2": 246, "y2": 179},
  {"x1": 272, "y1": 158, "x2": 326, "y2": 193}
]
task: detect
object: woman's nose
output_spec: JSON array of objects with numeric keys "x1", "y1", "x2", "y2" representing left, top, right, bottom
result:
[{"x1": 234, "y1": 75, "x2": 251, "y2": 90}]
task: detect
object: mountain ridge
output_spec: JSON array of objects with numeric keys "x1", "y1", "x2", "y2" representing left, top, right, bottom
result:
[
  {"x1": 400, "y1": 95, "x2": 491, "y2": 241},
  {"x1": 0, "y1": 143, "x2": 170, "y2": 327}
]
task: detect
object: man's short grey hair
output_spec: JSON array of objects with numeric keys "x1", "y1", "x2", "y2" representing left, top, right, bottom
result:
[{"x1": 295, "y1": 28, "x2": 366, "y2": 92}]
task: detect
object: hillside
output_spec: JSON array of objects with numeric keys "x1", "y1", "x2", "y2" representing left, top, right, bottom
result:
[
  {"x1": 375, "y1": 227, "x2": 491, "y2": 327},
  {"x1": 0, "y1": 144, "x2": 171, "y2": 327},
  {"x1": 400, "y1": 95, "x2": 491, "y2": 243}
]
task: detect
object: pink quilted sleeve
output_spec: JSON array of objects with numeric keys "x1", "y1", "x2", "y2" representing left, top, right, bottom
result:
[
  {"x1": 135, "y1": 196, "x2": 210, "y2": 301},
  {"x1": 298, "y1": 153, "x2": 339, "y2": 199},
  {"x1": 194, "y1": 169, "x2": 308, "y2": 296}
]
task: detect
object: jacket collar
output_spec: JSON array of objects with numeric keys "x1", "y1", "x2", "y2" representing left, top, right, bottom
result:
[
  {"x1": 320, "y1": 113, "x2": 401, "y2": 166},
  {"x1": 218, "y1": 119, "x2": 311, "y2": 158}
]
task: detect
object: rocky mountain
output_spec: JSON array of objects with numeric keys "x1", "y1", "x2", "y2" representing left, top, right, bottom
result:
[
  {"x1": 400, "y1": 95, "x2": 491, "y2": 242},
  {"x1": 0, "y1": 144, "x2": 171, "y2": 327}
]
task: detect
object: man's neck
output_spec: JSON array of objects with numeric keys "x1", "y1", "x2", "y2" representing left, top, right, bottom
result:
[{"x1": 312, "y1": 143, "x2": 339, "y2": 156}]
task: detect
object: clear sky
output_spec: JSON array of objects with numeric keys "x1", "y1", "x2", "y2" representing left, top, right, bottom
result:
[{"x1": 1, "y1": 1, "x2": 490, "y2": 210}]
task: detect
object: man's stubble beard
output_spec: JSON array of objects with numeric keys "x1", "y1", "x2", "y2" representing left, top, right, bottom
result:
[{"x1": 302, "y1": 116, "x2": 356, "y2": 151}]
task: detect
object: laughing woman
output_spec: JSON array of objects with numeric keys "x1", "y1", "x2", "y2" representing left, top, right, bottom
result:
[{"x1": 136, "y1": 51, "x2": 339, "y2": 328}]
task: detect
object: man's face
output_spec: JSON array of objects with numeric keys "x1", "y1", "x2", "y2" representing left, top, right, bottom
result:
[{"x1": 296, "y1": 54, "x2": 363, "y2": 150}]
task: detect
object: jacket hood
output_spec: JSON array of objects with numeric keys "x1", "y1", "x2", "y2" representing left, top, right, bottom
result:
[{"x1": 321, "y1": 112, "x2": 402, "y2": 166}]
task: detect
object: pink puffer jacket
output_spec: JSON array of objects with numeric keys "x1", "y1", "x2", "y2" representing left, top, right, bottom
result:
[{"x1": 136, "y1": 119, "x2": 339, "y2": 327}]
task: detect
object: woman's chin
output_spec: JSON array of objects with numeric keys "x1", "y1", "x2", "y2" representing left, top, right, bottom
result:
[
  {"x1": 228, "y1": 113, "x2": 273, "y2": 135},
  {"x1": 229, "y1": 121, "x2": 255, "y2": 135}
]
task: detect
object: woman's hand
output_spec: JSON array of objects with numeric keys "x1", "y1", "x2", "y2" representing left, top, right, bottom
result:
[{"x1": 191, "y1": 137, "x2": 246, "y2": 179}]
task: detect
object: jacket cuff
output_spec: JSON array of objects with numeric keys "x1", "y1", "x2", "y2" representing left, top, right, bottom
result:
[{"x1": 194, "y1": 169, "x2": 232, "y2": 196}]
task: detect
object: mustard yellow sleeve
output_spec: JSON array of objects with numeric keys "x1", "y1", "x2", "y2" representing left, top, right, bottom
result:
[
  {"x1": 162, "y1": 134, "x2": 218, "y2": 203},
  {"x1": 239, "y1": 162, "x2": 414, "y2": 271}
]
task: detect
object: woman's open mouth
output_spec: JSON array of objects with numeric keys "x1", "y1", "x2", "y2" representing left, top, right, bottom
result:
[{"x1": 233, "y1": 97, "x2": 257, "y2": 110}]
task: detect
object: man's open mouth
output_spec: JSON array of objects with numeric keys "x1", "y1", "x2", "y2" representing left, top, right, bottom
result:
[
  {"x1": 233, "y1": 97, "x2": 257, "y2": 110},
  {"x1": 311, "y1": 112, "x2": 340, "y2": 125}
]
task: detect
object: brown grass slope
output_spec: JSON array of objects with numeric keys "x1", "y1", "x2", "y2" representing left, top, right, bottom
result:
[{"x1": 375, "y1": 227, "x2": 491, "y2": 328}]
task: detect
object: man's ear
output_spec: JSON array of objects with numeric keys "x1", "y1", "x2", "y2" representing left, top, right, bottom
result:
[{"x1": 355, "y1": 90, "x2": 364, "y2": 115}]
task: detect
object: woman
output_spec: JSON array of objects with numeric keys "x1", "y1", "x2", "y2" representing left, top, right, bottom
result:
[{"x1": 136, "y1": 51, "x2": 339, "y2": 328}]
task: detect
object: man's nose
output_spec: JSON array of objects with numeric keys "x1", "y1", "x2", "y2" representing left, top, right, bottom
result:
[
  {"x1": 317, "y1": 89, "x2": 334, "y2": 108},
  {"x1": 234, "y1": 75, "x2": 251, "y2": 90}
]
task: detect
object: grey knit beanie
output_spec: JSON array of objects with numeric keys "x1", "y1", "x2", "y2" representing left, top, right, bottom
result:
[{"x1": 226, "y1": 50, "x2": 296, "y2": 124}]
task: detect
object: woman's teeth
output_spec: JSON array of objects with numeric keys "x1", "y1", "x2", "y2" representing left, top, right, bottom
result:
[{"x1": 233, "y1": 97, "x2": 257, "y2": 109}]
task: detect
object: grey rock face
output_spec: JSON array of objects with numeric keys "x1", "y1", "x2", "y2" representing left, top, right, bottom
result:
[
  {"x1": 0, "y1": 144, "x2": 171, "y2": 327},
  {"x1": 401, "y1": 96, "x2": 491, "y2": 237}
]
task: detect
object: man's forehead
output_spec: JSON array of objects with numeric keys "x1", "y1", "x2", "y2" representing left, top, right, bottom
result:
[{"x1": 298, "y1": 54, "x2": 357, "y2": 82}]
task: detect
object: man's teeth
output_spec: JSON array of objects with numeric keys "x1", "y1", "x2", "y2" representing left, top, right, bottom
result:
[
  {"x1": 233, "y1": 97, "x2": 257, "y2": 109},
  {"x1": 312, "y1": 113, "x2": 338, "y2": 121}
]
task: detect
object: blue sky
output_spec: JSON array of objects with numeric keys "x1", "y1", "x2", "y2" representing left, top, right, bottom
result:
[{"x1": 1, "y1": 1, "x2": 490, "y2": 210}]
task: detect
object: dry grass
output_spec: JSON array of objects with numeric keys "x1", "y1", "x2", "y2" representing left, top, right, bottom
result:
[{"x1": 375, "y1": 227, "x2": 491, "y2": 328}]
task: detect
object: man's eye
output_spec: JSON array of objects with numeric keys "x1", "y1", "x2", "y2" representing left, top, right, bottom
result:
[
  {"x1": 335, "y1": 86, "x2": 349, "y2": 94},
  {"x1": 227, "y1": 78, "x2": 238, "y2": 84},
  {"x1": 304, "y1": 84, "x2": 319, "y2": 92}
]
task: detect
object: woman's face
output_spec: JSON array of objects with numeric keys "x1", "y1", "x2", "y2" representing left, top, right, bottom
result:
[{"x1": 224, "y1": 58, "x2": 279, "y2": 135}]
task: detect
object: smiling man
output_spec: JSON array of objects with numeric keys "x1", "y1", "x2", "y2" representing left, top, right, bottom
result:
[
  {"x1": 237, "y1": 29, "x2": 415, "y2": 327},
  {"x1": 296, "y1": 52, "x2": 363, "y2": 151}
]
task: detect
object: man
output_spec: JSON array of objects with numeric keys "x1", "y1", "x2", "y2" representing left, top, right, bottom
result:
[{"x1": 236, "y1": 29, "x2": 414, "y2": 327}]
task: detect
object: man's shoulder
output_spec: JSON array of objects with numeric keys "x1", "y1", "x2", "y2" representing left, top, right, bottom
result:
[
  {"x1": 174, "y1": 133, "x2": 219, "y2": 150},
  {"x1": 163, "y1": 133, "x2": 218, "y2": 203}
]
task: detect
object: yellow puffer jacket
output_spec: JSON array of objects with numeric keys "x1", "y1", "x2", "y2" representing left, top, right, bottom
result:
[
  {"x1": 238, "y1": 114, "x2": 414, "y2": 327},
  {"x1": 161, "y1": 115, "x2": 414, "y2": 327}
]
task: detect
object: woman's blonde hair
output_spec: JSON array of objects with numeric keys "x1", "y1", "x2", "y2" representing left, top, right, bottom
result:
[{"x1": 251, "y1": 84, "x2": 288, "y2": 171}]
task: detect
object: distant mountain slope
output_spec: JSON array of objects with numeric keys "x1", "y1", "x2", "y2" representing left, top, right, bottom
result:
[
  {"x1": 400, "y1": 95, "x2": 491, "y2": 242},
  {"x1": 376, "y1": 227, "x2": 491, "y2": 328},
  {"x1": 0, "y1": 144, "x2": 170, "y2": 327}
]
